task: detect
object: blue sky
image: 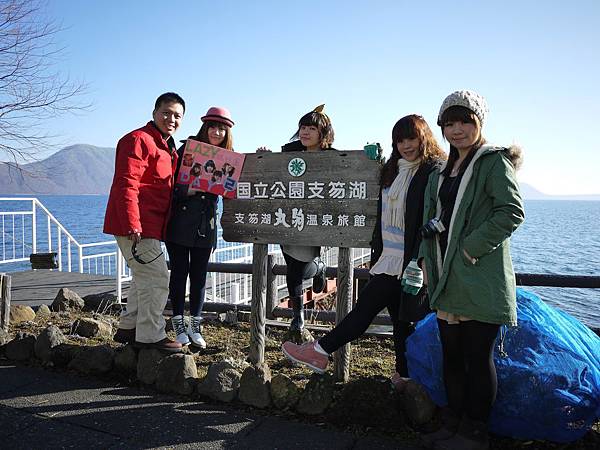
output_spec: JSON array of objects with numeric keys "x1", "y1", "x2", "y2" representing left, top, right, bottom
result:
[{"x1": 43, "y1": 0, "x2": 599, "y2": 195}]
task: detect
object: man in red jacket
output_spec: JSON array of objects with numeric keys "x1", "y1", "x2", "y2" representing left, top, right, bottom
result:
[{"x1": 104, "y1": 92, "x2": 185, "y2": 352}]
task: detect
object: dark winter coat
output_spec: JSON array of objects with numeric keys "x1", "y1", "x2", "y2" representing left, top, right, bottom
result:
[
  {"x1": 370, "y1": 159, "x2": 441, "y2": 322},
  {"x1": 164, "y1": 138, "x2": 218, "y2": 249}
]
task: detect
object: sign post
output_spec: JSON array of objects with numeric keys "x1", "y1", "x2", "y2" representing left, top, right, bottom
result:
[{"x1": 222, "y1": 150, "x2": 379, "y2": 375}]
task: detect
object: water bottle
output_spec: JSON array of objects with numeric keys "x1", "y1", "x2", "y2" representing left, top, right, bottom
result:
[
  {"x1": 401, "y1": 259, "x2": 423, "y2": 295},
  {"x1": 363, "y1": 143, "x2": 380, "y2": 161}
]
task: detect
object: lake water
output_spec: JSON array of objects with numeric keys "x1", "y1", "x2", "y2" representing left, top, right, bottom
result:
[{"x1": 1, "y1": 195, "x2": 599, "y2": 328}]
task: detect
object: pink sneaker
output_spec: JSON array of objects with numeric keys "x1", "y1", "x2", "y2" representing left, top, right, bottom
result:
[{"x1": 281, "y1": 341, "x2": 328, "y2": 374}]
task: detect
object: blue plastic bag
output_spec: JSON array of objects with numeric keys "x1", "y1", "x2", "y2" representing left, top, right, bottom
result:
[{"x1": 406, "y1": 288, "x2": 600, "y2": 442}]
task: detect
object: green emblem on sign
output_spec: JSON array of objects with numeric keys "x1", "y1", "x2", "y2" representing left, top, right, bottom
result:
[{"x1": 288, "y1": 157, "x2": 306, "y2": 177}]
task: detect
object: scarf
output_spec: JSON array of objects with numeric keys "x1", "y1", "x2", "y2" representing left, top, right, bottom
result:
[{"x1": 384, "y1": 158, "x2": 421, "y2": 229}]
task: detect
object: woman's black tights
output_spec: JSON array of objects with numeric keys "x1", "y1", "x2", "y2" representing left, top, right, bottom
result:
[
  {"x1": 318, "y1": 274, "x2": 414, "y2": 376},
  {"x1": 437, "y1": 319, "x2": 500, "y2": 422},
  {"x1": 166, "y1": 242, "x2": 212, "y2": 317},
  {"x1": 282, "y1": 252, "x2": 319, "y2": 298}
]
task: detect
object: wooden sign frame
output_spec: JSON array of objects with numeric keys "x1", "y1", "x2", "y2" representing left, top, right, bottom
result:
[{"x1": 221, "y1": 151, "x2": 379, "y2": 248}]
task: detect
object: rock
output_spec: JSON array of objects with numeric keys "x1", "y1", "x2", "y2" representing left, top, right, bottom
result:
[
  {"x1": 51, "y1": 288, "x2": 85, "y2": 312},
  {"x1": 239, "y1": 363, "x2": 272, "y2": 408},
  {"x1": 9, "y1": 305, "x2": 36, "y2": 324},
  {"x1": 82, "y1": 293, "x2": 119, "y2": 313},
  {"x1": 327, "y1": 376, "x2": 403, "y2": 429},
  {"x1": 270, "y1": 374, "x2": 301, "y2": 410},
  {"x1": 5, "y1": 332, "x2": 36, "y2": 361},
  {"x1": 137, "y1": 348, "x2": 164, "y2": 385},
  {"x1": 237, "y1": 311, "x2": 251, "y2": 323},
  {"x1": 399, "y1": 379, "x2": 436, "y2": 425},
  {"x1": 224, "y1": 310, "x2": 238, "y2": 325},
  {"x1": 0, "y1": 329, "x2": 9, "y2": 346},
  {"x1": 34, "y1": 325, "x2": 66, "y2": 362},
  {"x1": 215, "y1": 312, "x2": 226, "y2": 323},
  {"x1": 34, "y1": 304, "x2": 52, "y2": 321},
  {"x1": 68, "y1": 345, "x2": 114, "y2": 374},
  {"x1": 197, "y1": 359, "x2": 242, "y2": 403},
  {"x1": 73, "y1": 317, "x2": 113, "y2": 339},
  {"x1": 114, "y1": 345, "x2": 138, "y2": 374},
  {"x1": 155, "y1": 354, "x2": 198, "y2": 395},
  {"x1": 283, "y1": 327, "x2": 314, "y2": 345},
  {"x1": 51, "y1": 343, "x2": 82, "y2": 367},
  {"x1": 296, "y1": 373, "x2": 335, "y2": 415}
]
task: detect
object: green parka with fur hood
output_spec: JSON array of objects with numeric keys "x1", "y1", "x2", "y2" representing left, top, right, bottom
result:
[{"x1": 419, "y1": 144, "x2": 524, "y2": 325}]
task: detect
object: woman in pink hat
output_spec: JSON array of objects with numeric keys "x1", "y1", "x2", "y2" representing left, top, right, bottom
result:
[{"x1": 165, "y1": 106, "x2": 234, "y2": 349}]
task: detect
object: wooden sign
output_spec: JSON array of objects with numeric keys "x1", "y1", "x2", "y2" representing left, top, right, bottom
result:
[{"x1": 221, "y1": 150, "x2": 379, "y2": 247}]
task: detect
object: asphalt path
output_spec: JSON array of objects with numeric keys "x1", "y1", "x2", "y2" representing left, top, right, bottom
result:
[{"x1": 0, "y1": 362, "x2": 419, "y2": 449}]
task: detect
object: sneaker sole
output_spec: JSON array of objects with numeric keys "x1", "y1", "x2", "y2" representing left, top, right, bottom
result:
[
  {"x1": 281, "y1": 345, "x2": 326, "y2": 374},
  {"x1": 190, "y1": 341, "x2": 206, "y2": 349}
]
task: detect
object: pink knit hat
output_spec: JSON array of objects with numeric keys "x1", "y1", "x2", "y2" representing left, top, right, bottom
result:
[{"x1": 201, "y1": 106, "x2": 234, "y2": 127}]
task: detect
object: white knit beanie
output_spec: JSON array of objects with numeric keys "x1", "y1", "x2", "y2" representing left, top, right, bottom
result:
[{"x1": 437, "y1": 90, "x2": 489, "y2": 126}]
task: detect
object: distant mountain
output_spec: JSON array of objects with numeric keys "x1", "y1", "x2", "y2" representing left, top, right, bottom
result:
[
  {"x1": 1, "y1": 146, "x2": 599, "y2": 199},
  {"x1": 0, "y1": 144, "x2": 115, "y2": 195},
  {"x1": 520, "y1": 183, "x2": 600, "y2": 201}
]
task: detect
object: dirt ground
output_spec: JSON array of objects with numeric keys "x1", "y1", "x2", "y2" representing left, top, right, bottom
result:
[{"x1": 6, "y1": 310, "x2": 600, "y2": 449}]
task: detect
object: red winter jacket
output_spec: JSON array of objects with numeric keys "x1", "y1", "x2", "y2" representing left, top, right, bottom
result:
[{"x1": 103, "y1": 122, "x2": 178, "y2": 240}]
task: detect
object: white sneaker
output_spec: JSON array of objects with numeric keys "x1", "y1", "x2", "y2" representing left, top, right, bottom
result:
[
  {"x1": 171, "y1": 315, "x2": 190, "y2": 346},
  {"x1": 188, "y1": 315, "x2": 206, "y2": 348}
]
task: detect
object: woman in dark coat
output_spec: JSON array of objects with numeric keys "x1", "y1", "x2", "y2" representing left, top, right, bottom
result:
[
  {"x1": 282, "y1": 114, "x2": 446, "y2": 382},
  {"x1": 165, "y1": 106, "x2": 234, "y2": 348}
]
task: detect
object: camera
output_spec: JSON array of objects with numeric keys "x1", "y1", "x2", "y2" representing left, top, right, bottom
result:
[{"x1": 420, "y1": 217, "x2": 446, "y2": 239}]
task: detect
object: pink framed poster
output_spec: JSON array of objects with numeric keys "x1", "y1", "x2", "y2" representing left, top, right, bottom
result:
[{"x1": 177, "y1": 139, "x2": 245, "y2": 199}]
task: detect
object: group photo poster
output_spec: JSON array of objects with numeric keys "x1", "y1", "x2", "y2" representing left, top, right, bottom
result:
[{"x1": 177, "y1": 139, "x2": 246, "y2": 199}]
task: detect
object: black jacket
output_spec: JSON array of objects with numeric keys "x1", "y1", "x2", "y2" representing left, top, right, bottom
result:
[
  {"x1": 165, "y1": 139, "x2": 218, "y2": 248},
  {"x1": 370, "y1": 159, "x2": 441, "y2": 321}
]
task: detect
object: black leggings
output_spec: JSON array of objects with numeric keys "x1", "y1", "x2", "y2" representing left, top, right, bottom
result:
[
  {"x1": 166, "y1": 242, "x2": 212, "y2": 317},
  {"x1": 437, "y1": 319, "x2": 500, "y2": 422},
  {"x1": 282, "y1": 252, "x2": 319, "y2": 298},
  {"x1": 318, "y1": 274, "x2": 415, "y2": 376}
]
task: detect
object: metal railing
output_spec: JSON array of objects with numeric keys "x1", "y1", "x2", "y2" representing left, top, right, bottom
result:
[
  {"x1": 0, "y1": 198, "x2": 118, "y2": 274},
  {"x1": 1, "y1": 197, "x2": 371, "y2": 303},
  {"x1": 203, "y1": 244, "x2": 370, "y2": 304}
]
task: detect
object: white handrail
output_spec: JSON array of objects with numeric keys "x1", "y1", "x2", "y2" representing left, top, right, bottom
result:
[{"x1": 1, "y1": 197, "x2": 371, "y2": 305}]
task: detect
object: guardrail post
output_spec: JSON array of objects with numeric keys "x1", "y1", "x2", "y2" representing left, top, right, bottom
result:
[
  {"x1": 1, "y1": 273, "x2": 11, "y2": 332},
  {"x1": 231, "y1": 282, "x2": 240, "y2": 304},
  {"x1": 78, "y1": 246, "x2": 83, "y2": 273},
  {"x1": 31, "y1": 200, "x2": 37, "y2": 254},
  {"x1": 249, "y1": 243, "x2": 267, "y2": 365},
  {"x1": 67, "y1": 240, "x2": 72, "y2": 272},
  {"x1": 57, "y1": 229, "x2": 62, "y2": 271},
  {"x1": 334, "y1": 247, "x2": 353, "y2": 382},
  {"x1": 266, "y1": 253, "x2": 276, "y2": 320}
]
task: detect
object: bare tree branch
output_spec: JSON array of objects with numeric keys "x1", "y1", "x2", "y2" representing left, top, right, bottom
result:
[{"x1": 0, "y1": 0, "x2": 89, "y2": 166}]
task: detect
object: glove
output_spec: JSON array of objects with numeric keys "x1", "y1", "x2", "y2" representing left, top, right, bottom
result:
[
  {"x1": 363, "y1": 143, "x2": 381, "y2": 161},
  {"x1": 401, "y1": 259, "x2": 423, "y2": 295}
]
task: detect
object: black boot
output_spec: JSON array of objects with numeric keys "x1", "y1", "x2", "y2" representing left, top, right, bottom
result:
[
  {"x1": 433, "y1": 416, "x2": 489, "y2": 450},
  {"x1": 312, "y1": 258, "x2": 327, "y2": 294},
  {"x1": 289, "y1": 296, "x2": 305, "y2": 331}
]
